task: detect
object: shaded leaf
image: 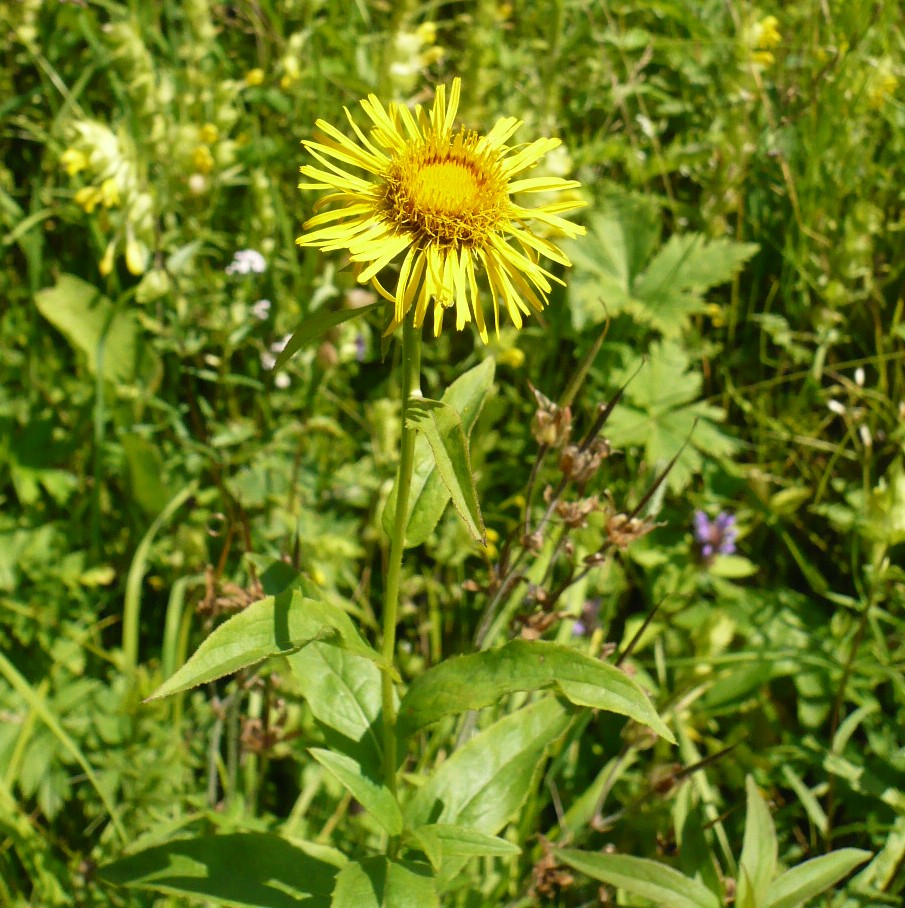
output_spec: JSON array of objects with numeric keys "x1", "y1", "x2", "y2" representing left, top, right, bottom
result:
[
  {"x1": 397, "y1": 639, "x2": 672, "y2": 742},
  {"x1": 99, "y1": 833, "x2": 339, "y2": 907},
  {"x1": 275, "y1": 301, "x2": 383, "y2": 370},
  {"x1": 309, "y1": 748, "x2": 403, "y2": 837}
]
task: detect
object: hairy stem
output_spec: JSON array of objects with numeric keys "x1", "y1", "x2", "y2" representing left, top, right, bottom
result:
[{"x1": 381, "y1": 315, "x2": 422, "y2": 807}]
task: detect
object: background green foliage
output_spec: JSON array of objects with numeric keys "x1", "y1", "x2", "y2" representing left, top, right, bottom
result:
[{"x1": 1, "y1": 0, "x2": 903, "y2": 904}]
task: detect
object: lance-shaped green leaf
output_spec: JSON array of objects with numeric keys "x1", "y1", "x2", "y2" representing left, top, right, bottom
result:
[
  {"x1": 405, "y1": 825, "x2": 520, "y2": 873},
  {"x1": 147, "y1": 590, "x2": 387, "y2": 701},
  {"x1": 396, "y1": 640, "x2": 673, "y2": 742},
  {"x1": 331, "y1": 857, "x2": 438, "y2": 908},
  {"x1": 404, "y1": 698, "x2": 572, "y2": 833},
  {"x1": 98, "y1": 833, "x2": 339, "y2": 907},
  {"x1": 275, "y1": 301, "x2": 383, "y2": 370},
  {"x1": 765, "y1": 849, "x2": 871, "y2": 908},
  {"x1": 384, "y1": 359, "x2": 494, "y2": 548},
  {"x1": 309, "y1": 748, "x2": 403, "y2": 837},
  {"x1": 555, "y1": 850, "x2": 722, "y2": 908},
  {"x1": 404, "y1": 397, "x2": 484, "y2": 543},
  {"x1": 737, "y1": 776, "x2": 778, "y2": 908}
]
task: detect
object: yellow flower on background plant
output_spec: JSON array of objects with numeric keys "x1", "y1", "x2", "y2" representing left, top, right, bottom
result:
[
  {"x1": 61, "y1": 148, "x2": 88, "y2": 176},
  {"x1": 296, "y1": 78, "x2": 585, "y2": 340}
]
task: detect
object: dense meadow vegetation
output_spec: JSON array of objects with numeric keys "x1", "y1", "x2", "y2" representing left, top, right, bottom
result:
[{"x1": 2, "y1": 0, "x2": 904, "y2": 905}]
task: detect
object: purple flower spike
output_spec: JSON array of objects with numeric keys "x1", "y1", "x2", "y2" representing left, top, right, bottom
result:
[{"x1": 694, "y1": 510, "x2": 737, "y2": 559}]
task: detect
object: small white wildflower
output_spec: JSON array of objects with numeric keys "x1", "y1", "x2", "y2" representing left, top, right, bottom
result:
[
  {"x1": 261, "y1": 351, "x2": 276, "y2": 370},
  {"x1": 251, "y1": 298, "x2": 271, "y2": 320},
  {"x1": 188, "y1": 173, "x2": 208, "y2": 195},
  {"x1": 271, "y1": 334, "x2": 292, "y2": 353},
  {"x1": 827, "y1": 399, "x2": 846, "y2": 416},
  {"x1": 854, "y1": 367, "x2": 865, "y2": 387},
  {"x1": 274, "y1": 372, "x2": 291, "y2": 389},
  {"x1": 859, "y1": 424, "x2": 872, "y2": 448},
  {"x1": 226, "y1": 248, "x2": 267, "y2": 275}
]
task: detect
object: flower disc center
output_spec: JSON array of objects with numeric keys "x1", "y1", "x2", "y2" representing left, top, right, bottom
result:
[{"x1": 410, "y1": 161, "x2": 480, "y2": 215}]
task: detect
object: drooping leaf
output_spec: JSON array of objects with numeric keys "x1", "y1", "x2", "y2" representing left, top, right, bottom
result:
[
  {"x1": 147, "y1": 591, "x2": 386, "y2": 701},
  {"x1": 383, "y1": 359, "x2": 494, "y2": 548},
  {"x1": 274, "y1": 301, "x2": 383, "y2": 370},
  {"x1": 737, "y1": 776, "x2": 778, "y2": 908},
  {"x1": 309, "y1": 749, "x2": 402, "y2": 836},
  {"x1": 404, "y1": 398, "x2": 484, "y2": 543},
  {"x1": 34, "y1": 274, "x2": 155, "y2": 386},
  {"x1": 287, "y1": 643, "x2": 384, "y2": 769},
  {"x1": 99, "y1": 833, "x2": 340, "y2": 907},
  {"x1": 404, "y1": 698, "x2": 572, "y2": 834},
  {"x1": 330, "y1": 857, "x2": 438, "y2": 908},
  {"x1": 765, "y1": 849, "x2": 871, "y2": 908},
  {"x1": 396, "y1": 639, "x2": 672, "y2": 742},
  {"x1": 555, "y1": 849, "x2": 722, "y2": 908}
]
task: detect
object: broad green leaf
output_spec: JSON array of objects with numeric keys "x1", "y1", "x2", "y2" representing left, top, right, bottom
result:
[
  {"x1": 275, "y1": 301, "x2": 383, "y2": 370},
  {"x1": 383, "y1": 359, "x2": 494, "y2": 548},
  {"x1": 405, "y1": 398, "x2": 484, "y2": 543},
  {"x1": 287, "y1": 643, "x2": 384, "y2": 769},
  {"x1": 34, "y1": 274, "x2": 152, "y2": 386},
  {"x1": 564, "y1": 196, "x2": 661, "y2": 331},
  {"x1": 605, "y1": 341, "x2": 737, "y2": 492},
  {"x1": 633, "y1": 234, "x2": 758, "y2": 337},
  {"x1": 405, "y1": 825, "x2": 520, "y2": 872},
  {"x1": 330, "y1": 858, "x2": 438, "y2": 908},
  {"x1": 396, "y1": 639, "x2": 672, "y2": 742},
  {"x1": 309, "y1": 748, "x2": 403, "y2": 836},
  {"x1": 404, "y1": 698, "x2": 572, "y2": 833},
  {"x1": 737, "y1": 776, "x2": 778, "y2": 908},
  {"x1": 765, "y1": 849, "x2": 871, "y2": 908},
  {"x1": 99, "y1": 833, "x2": 339, "y2": 907},
  {"x1": 564, "y1": 196, "x2": 756, "y2": 336},
  {"x1": 147, "y1": 591, "x2": 386, "y2": 700},
  {"x1": 555, "y1": 849, "x2": 722, "y2": 908}
]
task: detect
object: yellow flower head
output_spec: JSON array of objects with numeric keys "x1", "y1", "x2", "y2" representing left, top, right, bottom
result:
[
  {"x1": 245, "y1": 67, "x2": 265, "y2": 87},
  {"x1": 61, "y1": 147, "x2": 89, "y2": 176},
  {"x1": 193, "y1": 145, "x2": 215, "y2": 174},
  {"x1": 296, "y1": 78, "x2": 586, "y2": 341}
]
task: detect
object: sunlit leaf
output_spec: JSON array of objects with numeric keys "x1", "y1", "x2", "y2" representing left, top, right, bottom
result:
[
  {"x1": 397, "y1": 639, "x2": 673, "y2": 742},
  {"x1": 555, "y1": 849, "x2": 722, "y2": 908}
]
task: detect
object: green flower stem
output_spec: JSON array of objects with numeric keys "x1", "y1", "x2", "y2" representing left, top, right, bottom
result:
[{"x1": 381, "y1": 314, "x2": 422, "y2": 802}]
